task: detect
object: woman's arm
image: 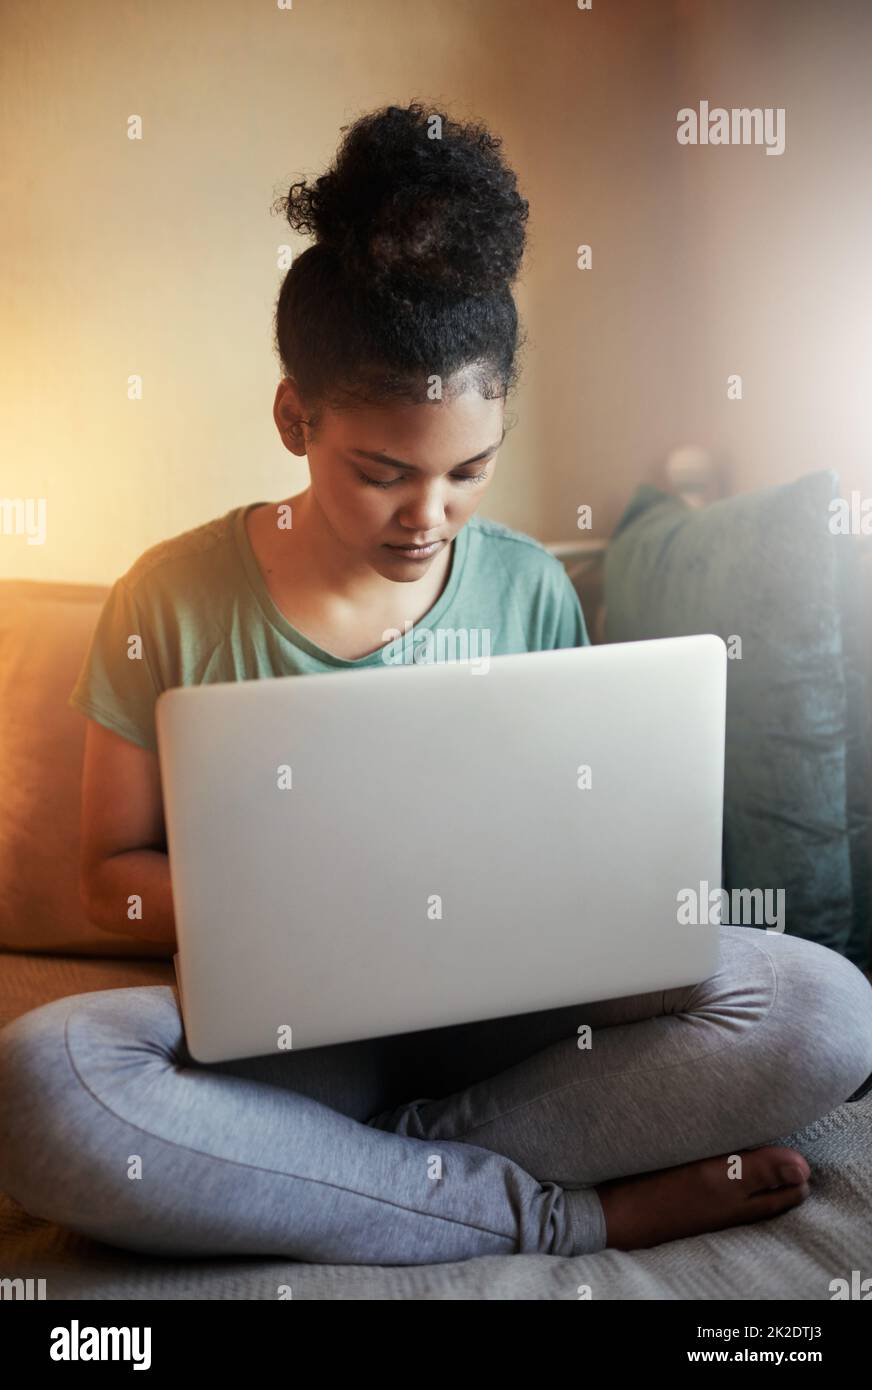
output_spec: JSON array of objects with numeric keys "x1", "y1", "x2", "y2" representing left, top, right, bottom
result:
[{"x1": 77, "y1": 720, "x2": 177, "y2": 948}]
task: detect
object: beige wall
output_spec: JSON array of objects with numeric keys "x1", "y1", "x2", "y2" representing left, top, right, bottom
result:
[
  {"x1": 3, "y1": 0, "x2": 870, "y2": 582},
  {"x1": 675, "y1": 0, "x2": 872, "y2": 502}
]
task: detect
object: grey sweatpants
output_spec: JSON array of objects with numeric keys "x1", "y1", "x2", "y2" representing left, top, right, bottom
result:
[{"x1": 0, "y1": 924, "x2": 871, "y2": 1265}]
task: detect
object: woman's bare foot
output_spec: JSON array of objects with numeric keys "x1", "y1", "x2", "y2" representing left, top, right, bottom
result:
[{"x1": 595, "y1": 1145, "x2": 811, "y2": 1250}]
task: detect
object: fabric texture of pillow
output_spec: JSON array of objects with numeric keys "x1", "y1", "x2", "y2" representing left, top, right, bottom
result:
[{"x1": 603, "y1": 469, "x2": 872, "y2": 968}]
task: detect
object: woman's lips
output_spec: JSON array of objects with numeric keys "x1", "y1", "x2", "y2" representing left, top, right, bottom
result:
[{"x1": 383, "y1": 539, "x2": 445, "y2": 559}]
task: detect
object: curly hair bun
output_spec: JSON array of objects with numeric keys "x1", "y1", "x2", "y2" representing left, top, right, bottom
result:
[{"x1": 278, "y1": 102, "x2": 528, "y2": 300}]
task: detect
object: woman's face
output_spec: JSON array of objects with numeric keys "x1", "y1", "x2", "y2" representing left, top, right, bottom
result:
[{"x1": 275, "y1": 379, "x2": 505, "y2": 580}]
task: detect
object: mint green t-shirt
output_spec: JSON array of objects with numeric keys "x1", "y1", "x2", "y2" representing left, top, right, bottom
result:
[{"x1": 68, "y1": 503, "x2": 590, "y2": 754}]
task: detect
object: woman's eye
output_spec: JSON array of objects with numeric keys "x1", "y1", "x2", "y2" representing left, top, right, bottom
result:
[
  {"x1": 357, "y1": 469, "x2": 490, "y2": 489},
  {"x1": 357, "y1": 472, "x2": 397, "y2": 489}
]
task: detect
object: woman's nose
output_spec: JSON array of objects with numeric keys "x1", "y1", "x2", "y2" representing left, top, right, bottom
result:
[{"x1": 398, "y1": 486, "x2": 447, "y2": 531}]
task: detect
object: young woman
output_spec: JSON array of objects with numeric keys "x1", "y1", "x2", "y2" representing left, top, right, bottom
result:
[{"x1": 1, "y1": 103, "x2": 871, "y2": 1266}]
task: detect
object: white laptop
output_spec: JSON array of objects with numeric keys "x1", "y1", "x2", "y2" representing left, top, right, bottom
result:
[{"x1": 155, "y1": 634, "x2": 726, "y2": 1064}]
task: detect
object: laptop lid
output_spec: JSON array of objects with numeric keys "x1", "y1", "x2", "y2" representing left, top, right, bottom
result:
[{"x1": 156, "y1": 634, "x2": 726, "y2": 1063}]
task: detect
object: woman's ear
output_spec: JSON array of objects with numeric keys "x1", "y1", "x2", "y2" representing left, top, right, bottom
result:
[{"x1": 273, "y1": 379, "x2": 308, "y2": 457}]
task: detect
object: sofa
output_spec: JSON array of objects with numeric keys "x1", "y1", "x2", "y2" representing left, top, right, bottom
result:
[{"x1": 2, "y1": 480, "x2": 871, "y2": 1300}]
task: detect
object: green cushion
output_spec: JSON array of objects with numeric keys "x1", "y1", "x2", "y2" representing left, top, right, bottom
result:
[{"x1": 604, "y1": 469, "x2": 872, "y2": 966}]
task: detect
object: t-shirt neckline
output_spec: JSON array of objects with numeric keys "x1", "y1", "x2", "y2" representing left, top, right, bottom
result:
[{"x1": 232, "y1": 501, "x2": 471, "y2": 668}]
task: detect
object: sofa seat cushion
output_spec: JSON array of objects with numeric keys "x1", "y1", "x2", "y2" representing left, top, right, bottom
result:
[{"x1": 0, "y1": 951, "x2": 174, "y2": 1030}]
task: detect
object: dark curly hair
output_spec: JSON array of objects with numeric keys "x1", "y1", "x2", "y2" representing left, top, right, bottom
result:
[{"x1": 271, "y1": 101, "x2": 529, "y2": 438}]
